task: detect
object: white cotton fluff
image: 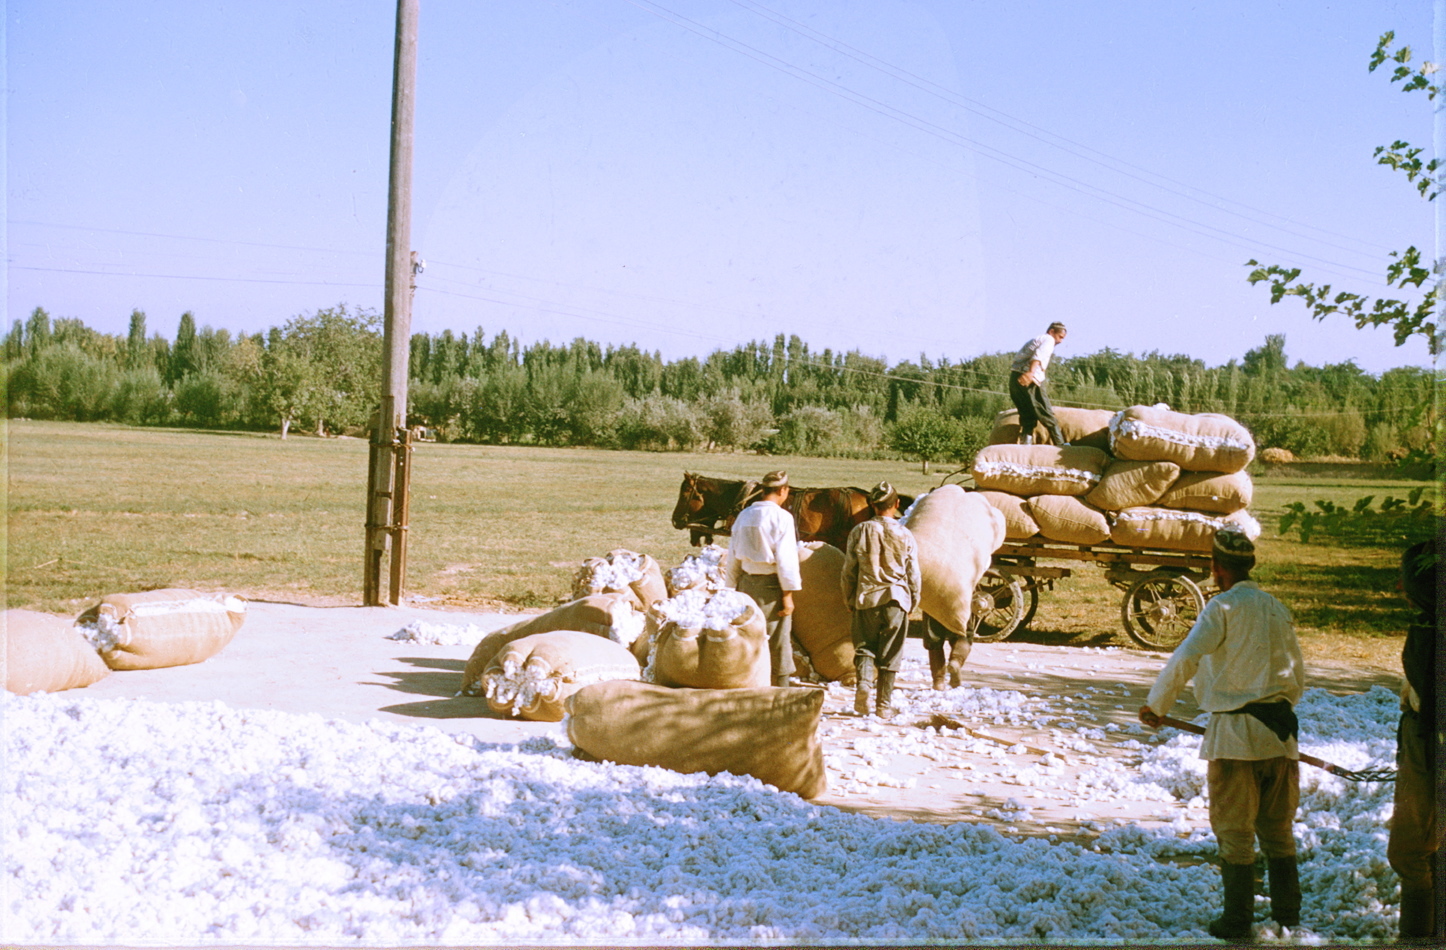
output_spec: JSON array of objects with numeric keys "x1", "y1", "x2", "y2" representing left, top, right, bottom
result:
[
  {"x1": 387, "y1": 620, "x2": 490, "y2": 646},
  {"x1": 668, "y1": 544, "x2": 729, "y2": 592},
  {"x1": 75, "y1": 613, "x2": 127, "y2": 652},
  {"x1": 654, "y1": 587, "x2": 753, "y2": 631}
]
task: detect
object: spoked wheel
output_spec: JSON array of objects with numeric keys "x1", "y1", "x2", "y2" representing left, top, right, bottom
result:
[
  {"x1": 1121, "y1": 571, "x2": 1205, "y2": 649},
  {"x1": 969, "y1": 570, "x2": 1027, "y2": 643}
]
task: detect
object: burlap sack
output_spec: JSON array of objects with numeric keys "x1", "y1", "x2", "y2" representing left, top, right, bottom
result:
[
  {"x1": 482, "y1": 631, "x2": 641, "y2": 722},
  {"x1": 647, "y1": 589, "x2": 771, "y2": 689},
  {"x1": 572, "y1": 550, "x2": 668, "y2": 610},
  {"x1": 461, "y1": 593, "x2": 644, "y2": 696},
  {"x1": 567, "y1": 680, "x2": 827, "y2": 798},
  {"x1": 988, "y1": 407, "x2": 1115, "y2": 450},
  {"x1": 1084, "y1": 459, "x2": 1181, "y2": 512},
  {"x1": 971, "y1": 444, "x2": 1109, "y2": 497},
  {"x1": 1027, "y1": 495, "x2": 1111, "y2": 545},
  {"x1": 5, "y1": 610, "x2": 111, "y2": 695},
  {"x1": 1110, "y1": 507, "x2": 1261, "y2": 552},
  {"x1": 1156, "y1": 470, "x2": 1254, "y2": 515},
  {"x1": 902, "y1": 485, "x2": 1006, "y2": 635},
  {"x1": 1109, "y1": 406, "x2": 1256, "y2": 474},
  {"x1": 665, "y1": 544, "x2": 730, "y2": 597},
  {"x1": 791, "y1": 541, "x2": 854, "y2": 684},
  {"x1": 75, "y1": 589, "x2": 245, "y2": 672},
  {"x1": 977, "y1": 490, "x2": 1040, "y2": 539}
]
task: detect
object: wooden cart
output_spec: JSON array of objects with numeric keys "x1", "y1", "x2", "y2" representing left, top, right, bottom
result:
[{"x1": 964, "y1": 539, "x2": 1217, "y2": 650}]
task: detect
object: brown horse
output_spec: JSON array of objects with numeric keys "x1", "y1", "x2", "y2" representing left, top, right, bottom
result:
[{"x1": 671, "y1": 472, "x2": 913, "y2": 550}]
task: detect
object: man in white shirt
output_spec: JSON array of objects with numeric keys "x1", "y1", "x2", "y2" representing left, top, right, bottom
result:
[
  {"x1": 1008, "y1": 321, "x2": 1068, "y2": 446},
  {"x1": 1140, "y1": 527, "x2": 1305, "y2": 940},
  {"x1": 726, "y1": 470, "x2": 802, "y2": 687}
]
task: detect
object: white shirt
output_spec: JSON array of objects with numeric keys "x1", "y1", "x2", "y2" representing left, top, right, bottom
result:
[
  {"x1": 1010, "y1": 333, "x2": 1057, "y2": 382},
  {"x1": 725, "y1": 500, "x2": 802, "y2": 592},
  {"x1": 1146, "y1": 580, "x2": 1305, "y2": 761}
]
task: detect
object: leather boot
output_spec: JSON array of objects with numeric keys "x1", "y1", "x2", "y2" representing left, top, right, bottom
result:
[
  {"x1": 1267, "y1": 857, "x2": 1300, "y2": 927},
  {"x1": 926, "y1": 642, "x2": 947, "y2": 690},
  {"x1": 1397, "y1": 887, "x2": 1435, "y2": 943},
  {"x1": 1208, "y1": 861, "x2": 1255, "y2": 941},
  {"x1": 854, "y1": 656, "x2": 875, "y2": 716},
  {"x1": 875, "y1": 669, "x2": 897, "y2": 717},
  {"x1": 946, "y1": 636, "x2": 972, "y2": 687}
]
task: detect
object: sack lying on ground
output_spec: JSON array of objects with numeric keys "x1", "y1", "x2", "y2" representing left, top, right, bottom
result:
[
  {"x1": 665, "y1": 544, "x2": 730, "y2": 596},
  {"x1": 647, "y1": 588, "x2": 770, "y2": 689},
  {"x1": 971, "y1": 444, "x2": 1109, "y2": 497},
  {"x1": 790, "y1": 541, "x2": 855, "y2": 684},
  {"x1": 1110, "y1": 507, "x2": 1262, "y2": 552},
  {"x1": 1156, "y1": 470, "x2": 1254, "y2": 515},
  {"x1": 481, "y1": 631, "x2": 641, "y2": 722},
  {"x1": 1027, "y1": 495, "x2": 1111, "y2": 545},
  {"x1": 567, "y1": 680, "x2": 827, "y2": 798},
  {"x1": 903, "y1": 485, "x2": 1005, "y2": 635},
  {"x1": 1109, "y1": 406, "x2": 1256, "y2": 474},
  {"x1": 977, "y1": 490, "x2": 1040, "y2": 539},
  {"x1": 461, "y1": 593, "x2": 646, "y2": 696},
  {"x1": 988, "y1": 407, "x2": 1115, "y2": 450},
  {"x1": 5, "y1": 610, "x2": 111, "y2": 694},
  {"x1": 572, "y1": 550, "x2": 668, "y2": 610},
  {"x1": 1084, "y1": 459, "x2": 1181, "y2": 512},
  {"x1": 75, "y1": 589, "x2": 245, "y2": 672}
]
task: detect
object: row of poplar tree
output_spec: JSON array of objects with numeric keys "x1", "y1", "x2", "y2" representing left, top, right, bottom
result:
[{"x1": 3, "y1": 304, "x2": 1435, "y2": 465}]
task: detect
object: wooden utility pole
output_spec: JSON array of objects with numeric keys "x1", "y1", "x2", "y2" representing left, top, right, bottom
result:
[{"x1": 364, "y1": 0, "x2": 420, "y2": 606}]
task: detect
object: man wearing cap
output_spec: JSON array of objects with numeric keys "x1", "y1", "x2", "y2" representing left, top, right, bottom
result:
[
  {"x1": 726, "y1": 471, "x2": 802, "y2": 687},
  {"x1": 840, "y1": 481, "x2": 921, "y2": 717},
  {"x1": 1008, "y1": 322, "x2": 1068, "y2": 447},
  {"x1": 1139, "y1": 528, "x2": 1306, "y2": 940}
]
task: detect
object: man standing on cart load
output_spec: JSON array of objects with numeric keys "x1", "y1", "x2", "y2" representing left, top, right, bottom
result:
[
  {"x1": 1008, "y1": 321, "x2": 1068, "y2": 447},
  {"x1": 726, "y1": 470, "x2": 801, "y2": 688},
  {"x1": 1138, "y1": 527, "x2": 1306, "y2": 941},
  {"x1": 840, "y1": 481, "x2": 921, "y2": 717}
]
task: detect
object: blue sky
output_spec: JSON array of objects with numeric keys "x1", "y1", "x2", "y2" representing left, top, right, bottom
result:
[{"x1": 7, "y1": 0, "x2": 1438, "y2": 374}]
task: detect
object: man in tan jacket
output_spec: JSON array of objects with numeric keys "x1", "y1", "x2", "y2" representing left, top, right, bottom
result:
[{"x1": 841, "y1": 481, "x2": 921, "y2": 717}]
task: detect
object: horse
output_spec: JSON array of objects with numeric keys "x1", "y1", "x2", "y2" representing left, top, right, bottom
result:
[{"x1": 671, "y1": 471, "x2": 914, "y2": 551}]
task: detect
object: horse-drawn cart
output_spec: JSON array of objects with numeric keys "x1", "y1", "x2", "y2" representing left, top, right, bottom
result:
[{"x1": 966, "y1": 539, "x2": 1216, "y2": 650}]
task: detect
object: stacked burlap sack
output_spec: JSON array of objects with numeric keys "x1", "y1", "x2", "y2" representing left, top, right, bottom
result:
[
  {"x1": 973, "y1": 405, "x2": 1260, "y2": 553},
  {"x1": 572, "y1": 548, "x2": 668, "y2": 610}
]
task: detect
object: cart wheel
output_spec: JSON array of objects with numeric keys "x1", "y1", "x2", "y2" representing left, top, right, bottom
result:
[
  {"x1": 969, "y1": 570, "x2": 1027, "y2": 643},
  {"x1": 1121, "y1": 571, "x2": 1205, "y2": 649}
]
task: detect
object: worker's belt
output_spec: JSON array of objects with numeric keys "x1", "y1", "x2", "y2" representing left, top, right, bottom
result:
[{"x1": 1219, "y1": 700, "x2": 1298, "y2": 743}]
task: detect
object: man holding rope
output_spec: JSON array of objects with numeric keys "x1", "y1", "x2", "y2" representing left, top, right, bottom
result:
[{"x1": 1139, "y1": 527, "x2": 1306, "y2": 940}]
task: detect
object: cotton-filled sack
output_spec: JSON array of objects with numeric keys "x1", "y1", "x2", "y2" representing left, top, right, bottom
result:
[
  {"x1": 5, "y1": 610, "x2": 111, "y2": 694},
  {"x1": 1085, "y1": 459, "x2": 1181, "y2": 512},
  {"x1": 902, "y1": 485, "x2": 1006, "y2": 635},
  {"x1": 647, "y1": 588, "x2": 770, "y2": 689},
  {"x1": 461, "y1": 593, "x2": 645, "y2": 696},
  {"x1": 1109, "y1": 406, "x2": 1256, "y2": 474},
  {"x1": 567, "y1": 680, "x2": 827, "y2": 798},
  {"x1": 481, "y1": 631, "x2": 641, "y2": 722},
  {"x1": 1157, "y1": 470, "x2": 1254, "y2": 515},
  {"x1": 977, "y1": 490, "x2": 1040, "y2": 540},
  {"x1": 1111, "y1": 507, "x2": 1262, "y2": 552},
  {"x1": 1027, "y1": 495, "x2": 1111, "y2": 545},
  {"x1": 665, "y1": 544, "x2": 729, "y2": 596},
  {"x1": 75, "y1": 589, "x2": 245, "y2": 671},
  {"x1": 988, "y1": 407, "x2": 1115, "y2": 450},
  {"x1": 572, "y1": 549, "x2": 668, "y2": 610},
  {"x1": 790, "y1": 541, "x2": 855, "y2": 684},
  {"x1": 971, "y1": 444, "x2": 1109, "y2": 497}
]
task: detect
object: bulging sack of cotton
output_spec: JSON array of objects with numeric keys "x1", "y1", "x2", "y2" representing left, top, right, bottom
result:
[
  {"x1": 571, "y1": 549, "x2": 668, "y2": 610},
  {"x1": 1084, "y1": 459, "x2": 1181, "y2": 512},
  {"x1": 482, "y1": 631, "x2": 641, "y2": 722},
  {"x1": 989, "y1": 406, "x2": 1116, "y2": 450},
  {"x1": 971, "y1": 444, "x2": 1109, "y2": 497},
  {"x1": 647, "y1": 588, "x2": 770, "y2": 689},
  {"x1": 902, "y1": 485, "x2": 1005, "y2": 636},
  {"x1": 5, "y1": 610, "x2": 111, "y2": 695},
  {"x1": 977, "y1": 490, "x2": 1039, "y2": 539},
  {"x1": 1109, "y1": 406, "x2": 1256, "y2": 473},
  {"x1": 790, "y1": 541, "x2": 855, "y2": 684},
  {"x1": 567, "y1": 680, "x2": 827, "y2": 798},
  {"x1": 75, "y1": 589, "x2": 245, "y2": 672},
  {"x1": 1027, "y1": 495, "x2": 1111, "y2": 545},
  {"x1": 665, "y1": 544, "x2": 729, "y2": 597},
  {"x1": 1156, "y1": 470, "x2": 1254, "y2": 515},
  {"x1": 460, "y1": 593, "x2": 645, "y2": 696},
  {"x1": 1111, "y1": 507, "x2": 1262, "y2": 553}
]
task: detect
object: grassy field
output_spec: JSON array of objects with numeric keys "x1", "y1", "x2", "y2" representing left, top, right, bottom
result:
[{"x1": 4, "y1": 420, "x2": 1426, "y2": 666}]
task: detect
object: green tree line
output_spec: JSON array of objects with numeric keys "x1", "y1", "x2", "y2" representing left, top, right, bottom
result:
[{"x1": 4, "y1": 305, "x2": 1436, "y2": 466}]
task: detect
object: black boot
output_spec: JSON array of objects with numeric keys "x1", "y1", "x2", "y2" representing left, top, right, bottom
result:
[
  {"x1": 946, "y1": 636, "x2": 972, "y2": 687},
  {"x1": 1397, "y1": 887, "x2": 1435, "y2": 943},
  {"x1": 926, "y1": 642, "x2": 947, "y2": 690},
  {"x1": 1267, "y1": 857, "x2": 1300, "y2": 927},
  {"x1": 875, "y1": 669, "x2": 897, "y2": 717},
  {"x1": 1208, "y1": 861, "x2": 1255, "y2": 941},
  {"x1": 854, "y1": 656, "x2": 875, "y2": 716}
]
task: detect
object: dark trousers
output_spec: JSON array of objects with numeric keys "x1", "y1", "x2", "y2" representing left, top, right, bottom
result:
[
  {"x1": 1008, "y1": 371, "x2": 1065, "y2": 446},
  {"x1": 850, "y1": 602, "x2": 909, "y2": 672},
  {"x1": 1389, "y1": 710, "x2": 1441, "y2": 893},
  {"x1": 735, "y1": 571, "x2": 794, "y2": 680}
]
